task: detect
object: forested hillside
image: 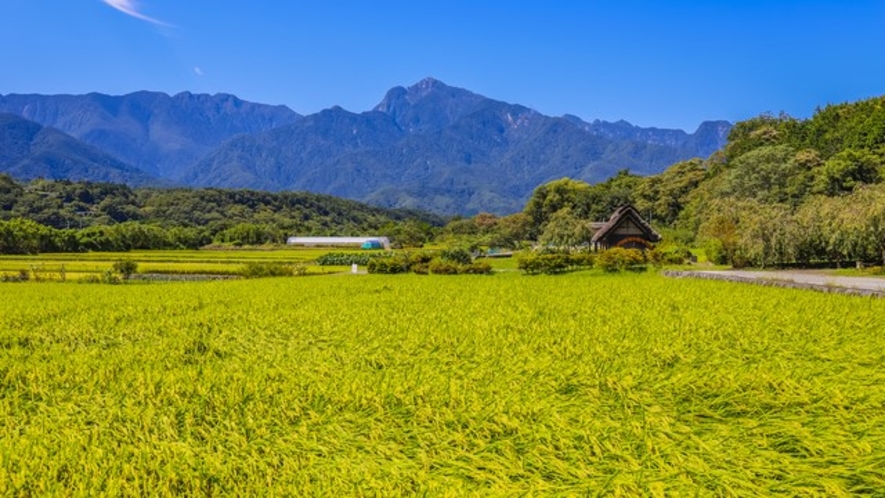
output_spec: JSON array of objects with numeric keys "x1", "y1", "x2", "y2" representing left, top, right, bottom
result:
[
  {"x1": 0, "y1": 114, "x2": 163, "y2": 186},
  {"x1": 501, "y1": 95, "x2": 885, "y2": 267},
  {"x1": 0, "y1": 176, "x2": 441, "y2": 253}
]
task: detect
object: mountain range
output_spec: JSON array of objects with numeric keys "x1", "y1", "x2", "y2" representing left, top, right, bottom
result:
[
  {"x1": 0, "y1": 113, "x2": 162, "y2": 187},
  {"x1": 0, "y1": 78, "x2": 731, "y2": 214},
  {"x1": 0, "y1": 91, "x2": 299, "y2": 179}
]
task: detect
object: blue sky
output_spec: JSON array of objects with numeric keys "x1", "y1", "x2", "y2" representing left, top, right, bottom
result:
[{"x1": 1, "y1": 1, "x2": 884, "y2": 131}]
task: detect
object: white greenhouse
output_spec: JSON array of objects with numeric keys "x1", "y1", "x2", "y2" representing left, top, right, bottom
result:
[{"x1": 285, "y1": 236, "x2": 391, "y2": 250}]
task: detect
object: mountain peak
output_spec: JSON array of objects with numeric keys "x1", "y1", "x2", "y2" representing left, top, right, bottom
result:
[
  {"x1": 690, "y1": 120, "x2": 733, "y2": 150},
  {"x1": 373, "y1": 87, "x2": 407, "y2": 114},
  {"x1": 373, "y1": 78, "x2": 489, "y2": 132},
  {"x1": 409, "y1": 76, "x2": 448, "y2": 93},
  {"x1": 376, "y1": 77, "x2": 476, "y2": 109}
]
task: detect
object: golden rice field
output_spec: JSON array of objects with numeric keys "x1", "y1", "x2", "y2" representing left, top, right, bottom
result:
[
  {"x1": 0, "y1": 249, "x2": 361, "y2": 279},
  {"x1": 0, "y1": 248, "x2": 355, "y2": 263},
  {"x1": 2, "y1": 272, "x2": 884, "y2": 495}
]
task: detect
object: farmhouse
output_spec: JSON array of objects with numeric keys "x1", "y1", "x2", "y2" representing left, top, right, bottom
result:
[
  {"x1": 286, "y1": 236, "x2": 391, "y2": 250},
  {"x1": 590, "y1": 205, "x2": 661, "y2": 250}
]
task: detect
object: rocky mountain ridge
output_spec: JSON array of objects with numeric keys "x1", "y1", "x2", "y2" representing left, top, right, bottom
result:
[{"x1": 0, "y1": 78, "x2": 731, "y2": 214}]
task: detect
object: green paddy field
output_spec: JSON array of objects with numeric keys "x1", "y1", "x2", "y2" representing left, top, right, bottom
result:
[{"x1": 1, "y1": 259, "x2": 883, "y2": 495}]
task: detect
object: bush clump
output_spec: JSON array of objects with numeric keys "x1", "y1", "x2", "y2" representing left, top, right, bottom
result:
[
  {"x1": 316, "y1": 252, "x2": 393, "y2": 266},
  {"x1": 366, "y1": 255, "x2": 413, "y2": 274},
  {"x1": 428, "y1": 259, "x2": 461, "y2": 275},
  {"x1": 517, "y1": 252, "x2": 595, "y2": 275},
  {"x1": 410, "y1": 252, "x2": 436, "y2": 265},
  {"x1": 703, "y1": 239, "x2": 729, "y2": 266},
  {"x1": 461, "y1": 261, "x2": 493, "y2": 275},
  {"x1": 240, "y1": 262, "x2": 305, "y2": 278},
  {"x1": 0, "y1": 271, "x2": 30, "y2": 283},
  {"x1": 647, "y1": 245, "x2": 693, "y2": 267},
  {"x1": 439, "y1": 248, "x2": 473, "y2": 265},
  {"x1": 367, "y1": 252, "x2": 493, "y2": 276},
  {"x1": 78, "y1": 270, "x2": 122, "y2": 284},
  {"x1": 595, "y1": 248, "x2": 647, "y2": 272},
  {"x1": 113, "y1": 259, "x2": 139, "y2": 280}
]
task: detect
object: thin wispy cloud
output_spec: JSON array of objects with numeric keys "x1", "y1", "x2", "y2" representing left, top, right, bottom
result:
[
  {"x1": 193, "y1": 67, "x2": 204, "y2": 76},
  {"x1": 102, "y1": 0, "x2": 172, "y2": 27}
]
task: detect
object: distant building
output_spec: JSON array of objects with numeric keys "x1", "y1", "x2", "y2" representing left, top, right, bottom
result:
[
  {"x1": 286, "y1": 236, "x2": 391, "y2": 250},
  {"x1": 590, "y1": 205, "x2": 661, "y2": 251}
]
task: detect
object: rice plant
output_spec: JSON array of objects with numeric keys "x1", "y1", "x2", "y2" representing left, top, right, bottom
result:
[{"x1": 1, "y1": 273, "x2": 884, "y2": 495}]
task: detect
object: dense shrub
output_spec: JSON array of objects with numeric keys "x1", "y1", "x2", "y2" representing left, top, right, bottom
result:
[
  {"x1": 367, "y1": 253, "x2": 493, "y2": 275},
  {"x1": 240, "y1": 262, "x2": 303, "y2": 278},
  {"x1": 439, "y1": 248, "x2": 473, "y2": 265},
  {"x1": 462, "y1": 261, "x2": 493, "y2": 275},
  {"x1": 214, "y1": 223, "x2": 284, "y2": 246},
  {"x1": 113, "y1": 259, "x2": 139, "y2": 280},
  {"x1": 703, "y1": 239, "x2": 729, "y2": 265},
  {"x1": 316, "y1": 252, "x2": 393, "y2": 266},
  {"x1": 518, "y1": 253, "x2": 569, "y2": 275},
  {"x1": 409, "y1": 252, "x2": 436, "y2": 265},
  {"x1": 0, "y1": 271, "x2": 29, "y2": 283},
  {"x1": 568, "y1": 252, "x2": 596, "y2": 268},
  {"x1": 0, "y1": 218, "x2": 212, "y2": 254},
  {"x1": 367, "y1": 256, "x2": 412, "y2": 274},
  {"x1": 77, "y1": 275, "x2": 102, "y2": 284},
  {"x1": 78, "y1": 271, "x2": 122, "y2": 285},
  {"x1": 0, "y1": 219, "x2": 52, "y2": 254},
  {"x1": 515, "y1": 255, "x2": 537, "y2": 274},
  {"x1": 428, "y1": 259, "x2": 461, "y2": 275},
  {"x1": 647, "y1": 246, "x2": 693, "y2": 267},
  {"x1": 517, "y1": 252, "x2": 594, "y2": 275},
  {"x1": 596, "y1": 248, "x2": 647, "y2": 272}
]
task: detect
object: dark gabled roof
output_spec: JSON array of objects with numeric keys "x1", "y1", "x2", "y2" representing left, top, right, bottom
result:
[{"x1": 590, "y1": 205, "x2": 662, "y2": 244}]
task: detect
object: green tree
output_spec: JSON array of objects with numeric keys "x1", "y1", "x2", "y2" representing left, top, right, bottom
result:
[
  {"x1": 837, "y1": 185, "x2": 885, "y2": 265},
  {"x1": 524, "y1": 178, "x2": 592, "y2": 238},
  {"x1": 583, "y1": 170, "x2": 641, "y2": 222},
  {"x1": 385, "y1": 220, "x2": 434, "y2": 248},
  {"x1": 486, "y1": 213, "x2": 531, "y2": 249},
  {"x1": 112, "y1": 259, "x2": 139, "y2": 280},
  {"x1": 633, "y1": 159, "x2": 706, "y2": 225},
  {"x1": 0, "y1": 174, "x2": 23, "y2": 212},
  {"x1": 0, "y1": 218, "x2": 52, "y2": 254},
  {"x1": 538, "y1": 207, "x2": 592, "y2": 249},
  {"x1": 733, "y1": 202, "x2": 795, "y2": 268},
  {"x1": 722, "y1": 145, "x2": 804, "y2": 204},
  {"x1": 811, "y1": 148, "x2": 882, "y2": 196}
]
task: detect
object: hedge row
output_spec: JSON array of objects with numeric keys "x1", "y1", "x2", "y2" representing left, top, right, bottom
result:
[
  {"x1": 517, "y1": 246, "x2": 695, "y2": 275},
  {"x1": 367, "y1": 251, "x2": 492, "y2": 275},
  {"x1": 517, "y1": 252, "x2": 596, "y2": 275},
  {"x1": 315, "y1": 252, "x2": 393, "y2": 266},
  {"x1": 240, "y1": 262, "x2": 307, "y2": 278}
]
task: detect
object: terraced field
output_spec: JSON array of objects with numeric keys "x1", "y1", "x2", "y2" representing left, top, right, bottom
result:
[
  {"x1": 0, "y1": 249, "x2": 362, "y2": 280},
  {"x1": 2, "y1": 272, "x2": 884, "y2": 495}
]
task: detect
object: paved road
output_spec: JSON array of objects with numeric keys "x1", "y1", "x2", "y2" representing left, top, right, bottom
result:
[{"x1": 692, "y1": 270, "x2": 885, "y2": 293}]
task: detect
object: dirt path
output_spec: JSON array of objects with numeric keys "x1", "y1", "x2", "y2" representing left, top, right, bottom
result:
[{"x1": 664, "y1": 270, "x2": 885, "y2": 297}]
